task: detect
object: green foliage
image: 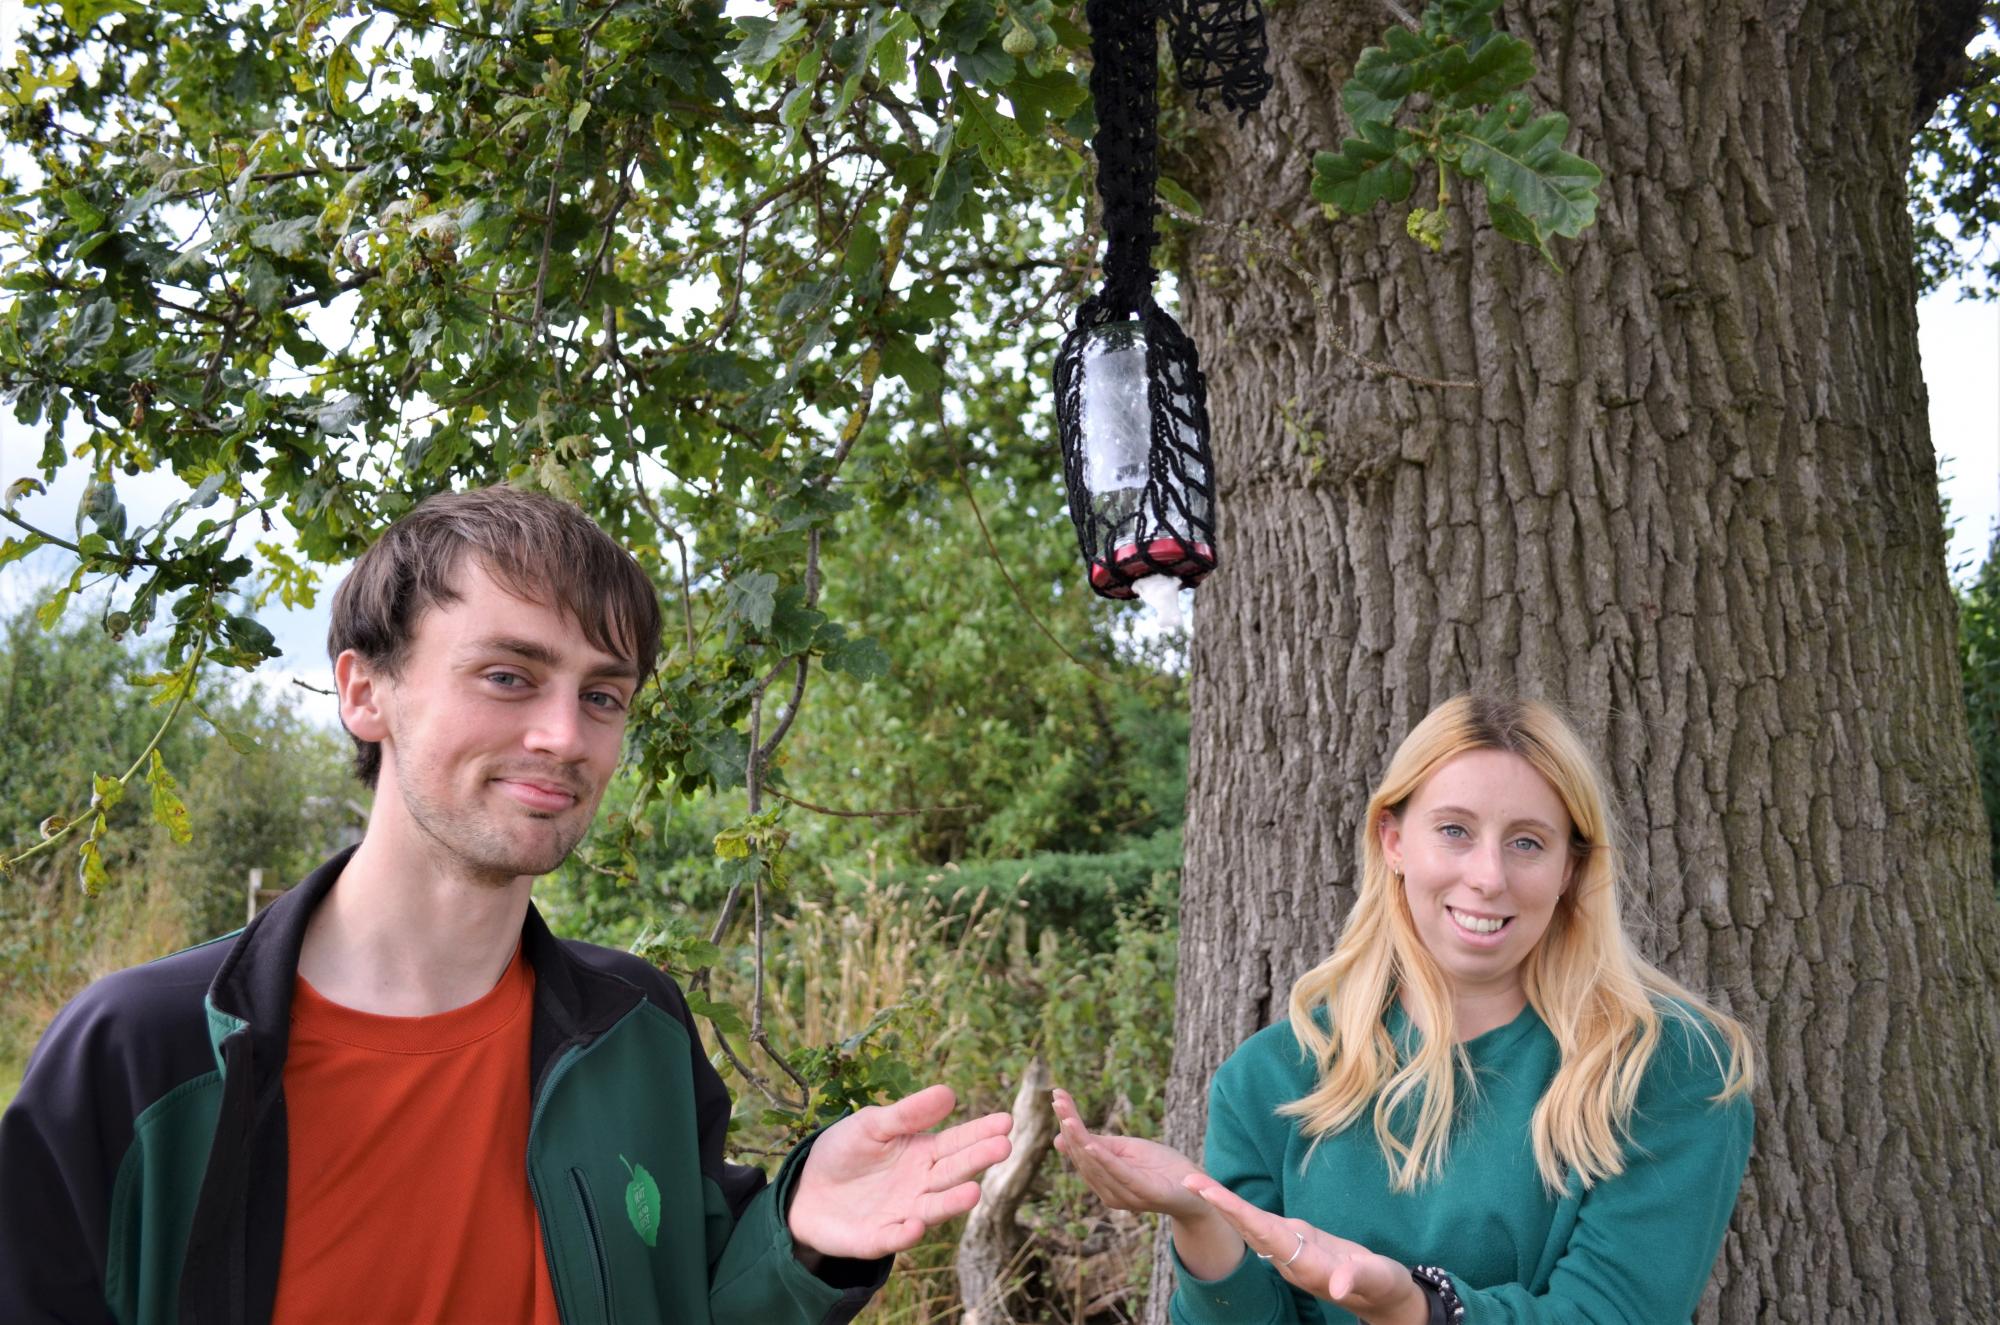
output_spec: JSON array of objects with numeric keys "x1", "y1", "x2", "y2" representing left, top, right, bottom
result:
[
  {"x1": 0, "y1": 0, "x2": 1102, "y2": 880},
  {"x1": 1310, "y1": 0, "x2": 1601, "y2": 264},
  {"x1": 0, "y1": 606, "x2": 207, "y2": 886},
  {"x1": 1911, "y1": 8, "x2": 2000, "y2": 298},
  {"x1": 138, "y1": 692, "x2": 355, "y2": 941},
  {"x1": 1961, "y1": 534, "x2": 2000, "y2": 887},
  {"x1": 0, "y1": 603, "x2": 352, "y2": 1077},
  {"x1": 881, "y1": 824, "x2": 1181, "y2": 952}
]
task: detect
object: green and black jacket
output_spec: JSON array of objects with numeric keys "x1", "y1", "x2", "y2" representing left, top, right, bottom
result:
[{"x1": 0, "y1": 848, "x2": 888, "y2": 1324}]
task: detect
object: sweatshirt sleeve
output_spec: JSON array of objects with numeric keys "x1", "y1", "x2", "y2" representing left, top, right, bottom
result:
[
  {"x1": 654, "y1": 970, "x2": 887, "y2": 1325},
  {"x1": 0, "y1": 999, "x2": 121, "y2": 1325},
  {"x1": 1449, "y1": 1016, "x2": 1754, "y2": 1323},
  {"x1": 1169, "y1": 1042, "x2": 1316, "y2": 1325},
  {"x1": 704, "y1": 1137, "x2": 889, "y2": 1324}
]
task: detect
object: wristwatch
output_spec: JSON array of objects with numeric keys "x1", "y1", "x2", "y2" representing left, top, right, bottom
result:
[{"x1": 1410, "y1": 1265, "x2": 1466, "y2": 1324}]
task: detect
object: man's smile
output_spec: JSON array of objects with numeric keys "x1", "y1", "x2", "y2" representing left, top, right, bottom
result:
[{"x1": 493, "y1": 776, "x2": 582, "y2": 811}]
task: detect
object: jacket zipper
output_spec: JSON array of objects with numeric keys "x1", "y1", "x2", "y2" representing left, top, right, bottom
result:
[
  {"x1": 568, "y1": 1168, "x2": 615, "y2": 1324},
  {"x1": 526, "y1": 1014, "x2": 640, "y2": 1324},
  {"x1": 525, "y1": 1044, "x2": 587, "y2": 1323}
]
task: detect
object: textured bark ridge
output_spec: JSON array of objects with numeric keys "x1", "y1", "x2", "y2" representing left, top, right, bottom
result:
[{"x1": 1156, "y1": 1, "x2": 2000, "y2": 1318}]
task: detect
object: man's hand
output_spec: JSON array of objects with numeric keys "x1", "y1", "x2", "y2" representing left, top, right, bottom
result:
[
  {"x1": 788, "y1": 1084, "x2": 1013, "y2": 1261},
  {"x1": 1184, "y1": 1174, "x2": 1430, "y2": 1325}
]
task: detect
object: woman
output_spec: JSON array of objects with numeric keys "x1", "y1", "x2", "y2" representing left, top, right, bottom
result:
[{"x1": 1055, "y1": 694, "x2": 1755, "y2": 1324}]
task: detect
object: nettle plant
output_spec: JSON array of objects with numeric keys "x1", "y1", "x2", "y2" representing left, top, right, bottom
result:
[{"x1": 0, "y1": 0, "x2": 1594, "y2": 1127}]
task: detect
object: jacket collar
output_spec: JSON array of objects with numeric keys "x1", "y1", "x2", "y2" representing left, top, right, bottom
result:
[
  {"x1": 201, "y1": 847, "x2": 350, "y2": 1072},
  {"x1": 202, "y1": 846, "x2": 645, "y2": 1079}
]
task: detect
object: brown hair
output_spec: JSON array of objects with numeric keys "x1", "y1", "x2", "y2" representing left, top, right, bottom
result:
[{"x1": 327, "y1": 485, "x2": 662, "y2": 786}]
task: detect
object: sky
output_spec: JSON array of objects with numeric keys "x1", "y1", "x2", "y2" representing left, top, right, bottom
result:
[{"x1": 1923, "y1": 277, "x2": 2000, "y2": 577}]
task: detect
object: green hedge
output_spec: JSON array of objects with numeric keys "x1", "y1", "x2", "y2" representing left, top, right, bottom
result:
[{"x1": 863, "y1": 826, "x2": 1183, "y2": 952}]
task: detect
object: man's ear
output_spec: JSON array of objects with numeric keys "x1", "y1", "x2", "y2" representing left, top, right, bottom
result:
[{"x1": 335, "y1": 649, "x2": 391, "y2": 744}]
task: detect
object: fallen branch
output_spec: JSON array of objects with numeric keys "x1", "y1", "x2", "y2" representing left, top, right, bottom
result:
[{"x1": 957, "y1": 1057, "x2": 1058, "y2": 1325}]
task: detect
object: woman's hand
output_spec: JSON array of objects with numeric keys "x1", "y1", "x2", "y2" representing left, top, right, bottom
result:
[
  {"x1": 1050, "y1": 1087, "x2": 1206, "y2": 1220},
  {"x1": 1184, "y1": 1174, "x2": 1430, "y2": 1325},
  {"x1": 1052, "y1": 1088, "x2": 1248, "y2": 1281}
]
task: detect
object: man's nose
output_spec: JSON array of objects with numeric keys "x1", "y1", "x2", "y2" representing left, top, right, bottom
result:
[{"x1": 524, "y1": 693, "x2": 588, "y2": 760}]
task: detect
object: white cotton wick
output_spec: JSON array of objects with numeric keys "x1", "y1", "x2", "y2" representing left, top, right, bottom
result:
[{"x1": 1132, "y1": 574, "x2": 1184, "y2": 629}]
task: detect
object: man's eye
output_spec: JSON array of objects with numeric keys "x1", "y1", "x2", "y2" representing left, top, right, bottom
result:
[
  {"x1": 486, "y1": 672, "x2": 525, "y2": 687},
  {"x1": 584, "y1": 691, "x2": 627, "y2": 712}
]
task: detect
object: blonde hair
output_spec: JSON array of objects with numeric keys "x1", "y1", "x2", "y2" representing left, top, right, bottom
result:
[{"x1": 1278, "y1": 694, "x2": 1754, "y2": 1193}]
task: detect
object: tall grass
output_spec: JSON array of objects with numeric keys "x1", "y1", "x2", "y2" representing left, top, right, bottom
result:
[
  {"x1": 697, "y1": 861, "x2": 1176, "y2": 1323},
  {"x1": 0, "y1": 869, "x2": 192, "y2": 1087}
]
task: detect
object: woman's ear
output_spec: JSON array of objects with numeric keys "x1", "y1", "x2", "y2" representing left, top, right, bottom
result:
[{"x1": 1378, "y1": 811, "x2": 1404, "y2": 877}]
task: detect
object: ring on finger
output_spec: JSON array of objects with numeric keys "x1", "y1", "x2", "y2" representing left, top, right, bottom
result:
[{"x1": 1256, "y1": 1229, "x2": 1306, "y2": 1268}]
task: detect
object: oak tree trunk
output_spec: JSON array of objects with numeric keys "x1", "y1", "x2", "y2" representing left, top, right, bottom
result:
[{"x1": 1155, "y1": 1, "x2": 2000, "y2": 1318}]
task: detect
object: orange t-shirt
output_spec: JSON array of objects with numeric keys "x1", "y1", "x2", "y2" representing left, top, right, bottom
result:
[{"x1": 272, "y1": 947, "x2": 561, "y2": 1325}]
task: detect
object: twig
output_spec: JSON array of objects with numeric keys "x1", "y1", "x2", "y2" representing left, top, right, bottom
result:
[
  {"x1": 748, "y1": 872, "x2": 813, "y2": 1102},
  {"x1": 804, "y1": 527, "x2": 821, "y2": 609},
  {"x1": 746, "y1": 691, "x2": 763, "y2": 815},
  {"x1": 1379, "y1": 0, "x2": 1420, "y2": 27},
  {"x1": 948, "y1": 443, "x2": 1117, "y2": 688},
  {"x1": 0, "y1": 508, "x2": 181, "y2": 571},
  {"x1": 281, "y1": 269, "x2": 376, "y2": 311},
  {"x1": 820, "y1": 195, "x2": 914, "y2": 476},
  {"x1": 702, "y1": 880, "x2": 748, "y2": 956},
  {"x1": 755, "y1": 658, "x2": 809, "y2": 765},
  {"x1": 711, "y1": 1021, "x2": 794, "y2": 1109},
  {"x1": 673, "y1": 531, "x2": 697, "y2": 656}
]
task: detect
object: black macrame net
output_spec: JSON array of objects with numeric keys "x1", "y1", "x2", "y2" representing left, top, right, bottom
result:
[
  {"x1": 1164, "y1": 0, "x2": 1274, "y2": 122},
  {"x1": 1054, "y1": 0, "x2": 1268, "y2": 599}
]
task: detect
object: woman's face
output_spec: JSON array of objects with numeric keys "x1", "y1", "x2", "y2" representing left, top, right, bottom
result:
[{"x1": 1379, "y1": 748, "x2": 1578, "y2": 1006}]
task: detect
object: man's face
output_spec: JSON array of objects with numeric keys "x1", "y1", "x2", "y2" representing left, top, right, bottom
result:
[{"x1": 346, "y1": 561, "x2": 639, "y2": 884}]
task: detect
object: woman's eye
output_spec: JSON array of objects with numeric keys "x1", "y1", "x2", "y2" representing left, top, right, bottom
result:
[
  {"x1": 1512, "y1": 837, "x2": 1544, "y2": 853},
  {"x1": 1439, "y1": 823, "x2": 1468, "y2": 839}
]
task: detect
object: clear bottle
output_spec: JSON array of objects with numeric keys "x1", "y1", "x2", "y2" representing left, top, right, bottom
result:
[
  {"x1": 1076, "y1": 320, "x2": 1213, "y2": 595},
  {"x1": 1079, "y1": 320, "x2": 1153, "y2": 556}
]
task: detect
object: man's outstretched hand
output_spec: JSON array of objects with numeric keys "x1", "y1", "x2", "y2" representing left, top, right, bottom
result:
[{"x1": 788, "y1": 1084, "x2": 1013, "y2": 1261}]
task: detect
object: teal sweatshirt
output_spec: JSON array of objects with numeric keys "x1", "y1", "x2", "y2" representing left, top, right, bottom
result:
[{"x1": 1171, "y1": 1001, "x2": 1752, "y2": 1324}]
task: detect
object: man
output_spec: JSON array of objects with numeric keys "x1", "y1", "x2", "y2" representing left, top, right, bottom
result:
[{"x1": 0, "y1": 486, "x2": 1012, "y2": 1323}]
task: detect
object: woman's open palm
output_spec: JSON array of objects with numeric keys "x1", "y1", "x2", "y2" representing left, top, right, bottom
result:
[
  {"x1": 1185, "y1": 1174, "x2": 1420, "y2": 1318},
  {"x1": 1051, "y1": 1087, "x2": 1208, "y2": 1221}
]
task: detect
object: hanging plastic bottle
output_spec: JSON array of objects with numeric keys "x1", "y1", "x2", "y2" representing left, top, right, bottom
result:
[
  {"x1": 1071, "y1": 319, "x2": 1213, "y2": 602},
  {"x1": 1050, "y1": 0, "x2": 1265, "y2": 614}
]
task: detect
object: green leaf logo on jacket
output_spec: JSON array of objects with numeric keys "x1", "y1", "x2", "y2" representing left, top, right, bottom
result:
[{"x1": 620, "y1": 1154, "x2": 660, "y2": 1247}]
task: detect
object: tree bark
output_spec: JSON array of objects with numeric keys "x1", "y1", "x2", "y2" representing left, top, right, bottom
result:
[{"x1": 1156, "y1": 0, "x2": 2000, "y2": 1319}]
